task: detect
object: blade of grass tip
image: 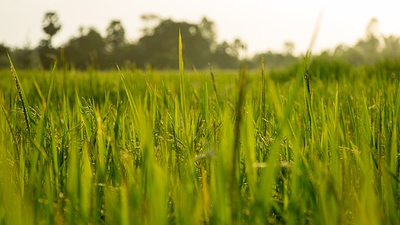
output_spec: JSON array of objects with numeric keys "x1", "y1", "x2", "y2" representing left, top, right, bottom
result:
[
  {"x1": 203, "y1": 77, "x2": 209, "y2": 125},
  {"x1": 307, "y1": 10, "x2": 323, "y2": 53},
  {"x1": 45, "y1": 63, "x2": 57, "y2": 114},
  {"x1": 8, "y1": 54, "x2": 32, "y2": 135},
  {"x1": 27, "y1": 137, "x2": 49, "y2": 161},
  {"x1": 261, "y1": 56, "x2": 267, "y2": 132},
  {"x1": 208, "y1": 63, "x2": 219, "y2": 100},
  {"x1": 179, "y1": 29, "x2": 187, "y2": 124},
  {"x1": 117, "y1": 64, "x2": 139, "y2": 120},
  {"x1": 179, "y1": 29, "x2": 184, "y2": 85},
  {"x1": 305, "y1": 10, "x2": 324, "y2": 57},
  {"x1": 33, "y1": 79, "x2": 46, "y2": 108}
]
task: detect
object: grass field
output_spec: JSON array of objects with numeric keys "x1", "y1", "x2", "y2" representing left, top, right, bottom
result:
[{"x1": 1, "y1": 55, "x2": 400, "y2": 225}]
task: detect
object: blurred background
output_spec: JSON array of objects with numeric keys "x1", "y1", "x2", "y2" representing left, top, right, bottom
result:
[{"x1": 0, "y1": 0, "x2": 399, "y2": 70}]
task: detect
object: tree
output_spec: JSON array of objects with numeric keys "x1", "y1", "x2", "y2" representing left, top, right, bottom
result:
[
  {"x1": 140, "y1": 14, "x2": 161, "y2": 36},
  {"x1": 351, "y1": 18, "x2": 380, "y2": 65},
  {"x1": 42, "y1": 12, "x2": 62, "y2": 48},
  {"x1": 0, "y1": 44, "x2": 7, "y2": 54},
  {"x1": 64, "y1": 28, "x2": 106, "y2": 69},
  {"x1": 366, "y1": 18, "x2": 379, "y2": 39},
  {"x1": 106, "y1": 20, "x2": 125, "y2": 51},
  {"x1": 210, "y1": 41, "x2": 240, "y2": 69},
  {"x1": 331, "y1": 18, "x2": 381, "y2": 66},
  {"x1": 283, "y1": 41, "x2": 295, "y2": 55},
  {"x1": 12, "y1": 48, "x2": 40, "y2": 69},
  {"x1": 231, "y1": 38, "x2": 247, "y2": 59},
  {"x1": 199, "y1": 17, "x2": 217, "y2": 49},
  {"x1": 0, "y1": 44, "x2": 9, "y2": 68},
  {"x1": 382, "y1": 35, "x2": 400, "y2": 59},
  {"x1": 137, "y1": 19, "x2": 212, "y2": 69}
]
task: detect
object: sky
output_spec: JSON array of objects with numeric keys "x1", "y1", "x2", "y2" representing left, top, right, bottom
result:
[{"x1": 0, "y1": 0, "x2": 399, "y2": 55}]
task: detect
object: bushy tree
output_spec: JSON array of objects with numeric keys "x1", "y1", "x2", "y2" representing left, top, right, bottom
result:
[
  {"x1": 382, "y1": 35, "x2": 400, "y2": 59},
  {"x1": 199, "y1": 17, "x2": 217, "y2": 49},
  {"x1": 106, "y1": 20, "x2": 126, "y2": 51},
  {"x1": 138, "y1": 19, "x2": 212, "y2": 69},
  {"x1": 210, "y1": 41, "x2": 241, "y2": 69},
  {"x1": 64, "y1": 28, "x2": 106, "y2": 69}
]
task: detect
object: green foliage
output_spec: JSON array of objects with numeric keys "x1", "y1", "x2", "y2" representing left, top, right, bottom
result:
[
  {"x1": 210, "y1": 41, "x2": 241, "y2": 69},
  {"x1": 63, "y1": 28, "x2": 106, "y2": 69},
  {"x1": 106, "y1": 20, "x2": 126, "y2": 51},
  {"x1": 1, "y1": 54, "x2": 400, "y2": 224}
]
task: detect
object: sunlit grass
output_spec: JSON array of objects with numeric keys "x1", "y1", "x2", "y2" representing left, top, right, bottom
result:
[{"x1": 0, "y1": 56, "x2": 400, "y2": 224}]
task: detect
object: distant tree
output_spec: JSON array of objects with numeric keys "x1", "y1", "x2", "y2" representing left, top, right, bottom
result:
[
  {"x1": 140, "y1": 14, "x2": 161, "y2": 36},
  {"x1": 42, "y1": 12, "x2": 61, "y2": 48},
  {"x1": 64, "y1": 28, "x2": 106, "y2": 69},
  {"x1": 138, "y1": 19, "x2": 212, "y2": 69},
  {"x1": 382, "y1": 35, "x2": 400, "y2": 59},
  {"x1": 333, "y1": 44, "x2": 346, "y2": 58},
  {"x1": 347, "y1": 18, "x2": 380, "y2": 65},
  {"x1": 0, "y1": 43, "x2": 9, "y2": 68},
  {"x1": 0, "y1": 44, "x2": 7, "y2": 54},
  {"x1": 230, "y1": 38, "x2": 247, "y2": 59},
  {"x1": 283, "y1": 41, "x2": 295, "y2": 55},
  {"x1": 12, "y1": 48, "x2": 40, "y2": 69},
  {"x1": 106, "y1": 20, "x2": 126, "y2": 51},
  {"x1": 366, "y1": 18, "x2": 379, "y2": 39},
  {"x1": 345, "y1": 48, "x2": 365, "y2": 65},
  {"x1": 199, "y1": 17, "x2": 217, "y2": 49},
  {"x1": 329, "y1": 18, "x2": 381, "y2": 66},
  {"x1": 112, "y1": 43, "x2": 143, "y2": 69},
  {"x1": 354, "y1": 38, "x2": 379, "y2": 64},
  {"x1": 210, "y1": 41, "x2": 240, "y2": 69}
]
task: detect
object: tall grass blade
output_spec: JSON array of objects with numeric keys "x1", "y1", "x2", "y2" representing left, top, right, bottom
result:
[{"x1": 8, "y1": 54, "x2": 32, "y2": 135}]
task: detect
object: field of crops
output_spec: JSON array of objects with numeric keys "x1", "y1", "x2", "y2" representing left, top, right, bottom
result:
[{"x1": 1, "y1": 55, "x2": 400, "y2": 225}]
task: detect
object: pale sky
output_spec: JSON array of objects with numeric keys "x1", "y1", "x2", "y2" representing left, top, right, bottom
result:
[{"x1": 0, "y1": 0, "x2": 399, "y2": 55}]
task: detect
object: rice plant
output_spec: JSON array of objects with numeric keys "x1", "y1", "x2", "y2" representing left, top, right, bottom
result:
[{"x1": 0, "y1": 50, "x2": 400, "y2": 225}]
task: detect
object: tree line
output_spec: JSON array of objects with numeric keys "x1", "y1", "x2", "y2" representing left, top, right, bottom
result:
[
  {"x1": 1, "y1": 13, "x2": 400, "y2": 71},
  {"x1": 0, "y1": 13, "x2": 245, "y2": 70}
]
